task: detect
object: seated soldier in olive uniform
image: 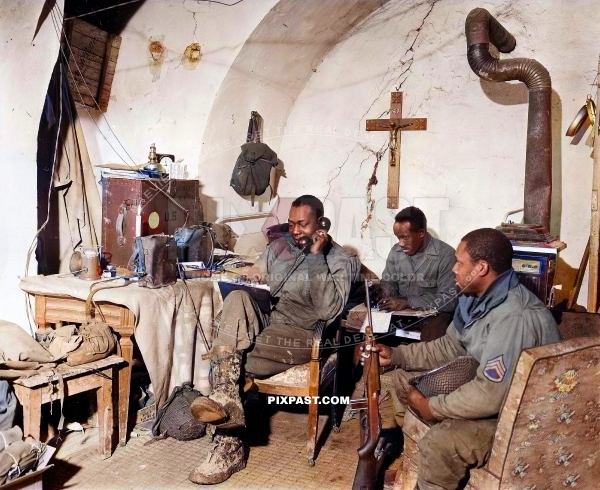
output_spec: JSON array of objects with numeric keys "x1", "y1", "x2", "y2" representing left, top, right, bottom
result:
[
  {"x1": 188, "y1": 195, "x2": 360, "y2": 485},
  {"x1": 375, "y1": 207, "x2": 458, "y2": 341},
  {"x1": 374, "y1": 228, "x2": 560, "y2": 490}
]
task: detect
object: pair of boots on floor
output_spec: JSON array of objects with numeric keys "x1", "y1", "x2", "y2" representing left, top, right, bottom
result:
[{"x1": 188, "y1": 346, "x2": 247, "y2": 485}]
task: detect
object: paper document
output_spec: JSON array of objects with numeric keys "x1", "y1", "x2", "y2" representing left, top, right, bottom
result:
[
  {"x1": 395, "y1": 328, "x2": 421, "y2": 340},
  {"x1": 388, "y1": 308, "x2": 437, "y2": 317},
  {"x1": 361, "y1": 310, "x2": 393, "y2": 333},
  {"x1": 218, "y1": 281, "x2": 271, "y2": 314}
]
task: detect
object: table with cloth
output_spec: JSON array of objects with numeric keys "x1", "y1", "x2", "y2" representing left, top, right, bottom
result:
[{"x1": 19, "y1": 274, "x2": 223, "y2": 445}]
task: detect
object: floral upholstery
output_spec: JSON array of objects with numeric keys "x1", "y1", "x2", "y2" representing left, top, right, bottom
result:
[
  {"x1": 495, "y1": 338, "x2": 600, "y2": 489},
  {"x1": 394, "y1": 336, "x2": 600, "y2": 490}
]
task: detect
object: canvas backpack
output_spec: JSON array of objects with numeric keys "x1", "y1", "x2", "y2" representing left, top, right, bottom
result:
[
  {"x1": 230, "y1": 112, "x2": 278, "y2": 205},
  {"x1": 151, "y1": 382, "x2": 206, "y2": 441}
]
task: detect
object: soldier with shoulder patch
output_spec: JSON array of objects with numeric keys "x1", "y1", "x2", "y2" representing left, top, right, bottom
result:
[{"x1": 373, "y1": 228, "x2": 561, "y2": 490}]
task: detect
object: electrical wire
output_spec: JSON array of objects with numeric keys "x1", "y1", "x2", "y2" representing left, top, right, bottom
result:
[
  {"x1": 50, "y1": 5, "x2": 136, "y2": 165},
  {"x1": 62, "y1": 0, "x2": 245, "y2": 21},
  {"x1": 51, "y1": 3, "x2": 191, "y2": 224},
  {"x1": 31, "y1": 4, "x2": 189, "y2": 254},
  {"x1": 177, "y1": 261, "x2": 211, "y2": 353},
  {"x1": 192, "y1": 0, "x2": 245, "y2": 6},
  {"x1": 24, "y1": 60, "x2": 64, "y2": 335}
]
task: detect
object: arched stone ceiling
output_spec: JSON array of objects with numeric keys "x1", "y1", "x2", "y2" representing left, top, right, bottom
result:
[{"x1": 199, "y1": 0, "x2": 389, "y2": 215}]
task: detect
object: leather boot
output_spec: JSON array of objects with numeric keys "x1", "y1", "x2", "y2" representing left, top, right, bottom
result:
[
  {"x1": 190, "y1": 346, "x2": 245, "y2": 429},
  {"x1": 188, "y1": 433, "x2": 246, "y2": 484}
]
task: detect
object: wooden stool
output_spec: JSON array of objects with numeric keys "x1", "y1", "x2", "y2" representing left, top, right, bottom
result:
[{"x1": 12, "y1": 355, "x2": 125, "y2": 459}]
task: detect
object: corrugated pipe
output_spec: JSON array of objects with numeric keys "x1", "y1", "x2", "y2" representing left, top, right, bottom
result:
[{"x1": 465, "y1": 8, "x2": 552, "y2": 230}]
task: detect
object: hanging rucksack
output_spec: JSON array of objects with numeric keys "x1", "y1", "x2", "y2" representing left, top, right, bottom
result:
[{"x1": 230, "y1": 111, "x2": 278, "y2": 205}]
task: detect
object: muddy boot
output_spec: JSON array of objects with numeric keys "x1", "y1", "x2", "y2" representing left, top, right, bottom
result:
[
  {"x1": 188, "y1": 433, "x2": 246, "y2": 484},
  {"x1": 190, "y1": 346, "x2": 245, "y2": 429}
]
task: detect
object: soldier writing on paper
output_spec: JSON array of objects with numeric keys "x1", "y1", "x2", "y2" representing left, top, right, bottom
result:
[{"x1": 373, "y1": 207, "x2": 458, "y2": 341}]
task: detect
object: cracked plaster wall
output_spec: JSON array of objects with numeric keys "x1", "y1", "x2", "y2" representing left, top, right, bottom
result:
[
  {"x1": 52, "y1": 0, "x2": 600, "y2": 312},
  {"x1": 278, "y1": 0, "x2": 600, "y2": 306},
  {"x1": 0, "y1": 0, "x2": 64, "y2": 327},
  {"x1": 198, "y1": 0, "x2": 389, "y2": 227}
]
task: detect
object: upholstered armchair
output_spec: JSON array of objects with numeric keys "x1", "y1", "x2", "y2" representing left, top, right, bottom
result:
[{"x1": 394, "y1": 335, "x2": 600, "y2": 489}]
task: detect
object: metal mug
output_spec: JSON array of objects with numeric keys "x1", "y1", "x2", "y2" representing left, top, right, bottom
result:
[{"x1": 69, "y1": 246, "x2": 102, "y2": 280}]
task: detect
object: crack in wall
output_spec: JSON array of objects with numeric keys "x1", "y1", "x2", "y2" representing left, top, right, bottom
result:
[
  {"x1": 325, "y1": 144, "x2": 359, "y2": 201},
  {"x1": 357, "y1": 141, "x2": 387, "y2": 176},
  {"x1": 393, "y1": 0, "x2": 440, "y2": 90},
  {"x1": 495, "y1": 3, "x2": 528, "y2": 39},
  {"x1": 357, "y1": 0, "x2": 440, "y2": 127}
]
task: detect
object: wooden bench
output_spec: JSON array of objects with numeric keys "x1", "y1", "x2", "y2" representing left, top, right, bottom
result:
[{"x1": 12, "y1": 355, "x2": 125, "y2": 459}]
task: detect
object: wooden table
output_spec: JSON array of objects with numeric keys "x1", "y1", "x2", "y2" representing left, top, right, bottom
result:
[
  {"x1": 30, "y1": 292, "x2": 134, "y2": 446},
  {"x1": 21, "y1": 274, "x2": 223, "y2": 442}
]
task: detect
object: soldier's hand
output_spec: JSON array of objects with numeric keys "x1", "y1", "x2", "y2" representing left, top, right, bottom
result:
[
  {"x1": 309, "y1": 230, "x2": 329, "y2": 255},
  {"x1": 370, "y1": 283, "x2": 385, "y2": 303},
  {"x1": 370, "y1": 343, "x2": 393, "y2": 367},
  {"x1": 400, "y1": 379, "x2": 436, "y2": 423},
  {"x1": 378, "y1": 297, "x2": 410, "y2": 312},
  {"x1": 246, "y1": 266, "x2": 263, "y2": 284},
  {"x1": 395, "y1": 373, "x2": 417, "y2": 406}
]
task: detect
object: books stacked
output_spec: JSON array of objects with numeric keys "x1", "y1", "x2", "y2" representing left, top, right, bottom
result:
[
  {"x1": 96, "y1": 163, "x2": 148, "y2": 179},
  {"x1": 497, "y1": 223, "x2": 566, "y2": 254}
]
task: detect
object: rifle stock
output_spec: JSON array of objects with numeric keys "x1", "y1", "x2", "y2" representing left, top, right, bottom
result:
[{"x1": 352, "y1": 280, "x2": 386, "y2": 490}]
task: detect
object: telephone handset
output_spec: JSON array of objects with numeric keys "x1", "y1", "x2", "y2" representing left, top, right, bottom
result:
[{"x1": 297, "y1": 217, "x2": 331, "y2": 254}]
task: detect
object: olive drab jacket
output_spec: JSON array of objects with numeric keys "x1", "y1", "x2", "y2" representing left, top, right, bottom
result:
[
  {"x1": 391, "y1": 283, "x2": 561, "y2": 420},
  {"x1": 381, "y1": 233, "x2": 457, "y2": 313},
  {"x1": 254, "y1": 233, "x2": 360, "y2": 329}
]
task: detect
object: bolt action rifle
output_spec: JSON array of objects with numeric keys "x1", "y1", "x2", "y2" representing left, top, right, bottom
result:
[{"x1": 351, "y1": 280, "x2": 390, "y2": 490}]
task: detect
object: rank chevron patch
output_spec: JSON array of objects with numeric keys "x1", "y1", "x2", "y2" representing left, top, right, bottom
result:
[{"x1": 483, "y1": 355, "x2": 507, "y2": 383}]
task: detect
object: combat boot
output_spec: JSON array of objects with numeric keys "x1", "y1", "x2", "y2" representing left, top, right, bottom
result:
[
  {"x1": 188, "y1": 433, "x2": 245, "y2": 484},
  {"x1": 190, "y1": 346, "x2": 245, "y2": 429}
]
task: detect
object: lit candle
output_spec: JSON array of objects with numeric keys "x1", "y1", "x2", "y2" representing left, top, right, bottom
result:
[{"x1": 135, "y1": 204, "x2": 142, "y2": 236}]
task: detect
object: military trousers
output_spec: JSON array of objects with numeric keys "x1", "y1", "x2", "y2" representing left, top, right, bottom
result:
[
  {"x1": 212, "y1": 290, "x2": 313, "y2": 377},
  {"x1": 390, "y1": 370, "x2": 496, "y2": 490}
]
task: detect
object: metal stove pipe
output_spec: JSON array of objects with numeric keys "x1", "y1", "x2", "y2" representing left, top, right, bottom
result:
[{"x1": 465, "y1": 8, "x2": 552, "y2": 229}]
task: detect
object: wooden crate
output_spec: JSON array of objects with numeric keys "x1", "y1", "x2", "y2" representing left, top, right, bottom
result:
[{"x1": 63, "y1": 18, "x2": 121, "y2": 113}]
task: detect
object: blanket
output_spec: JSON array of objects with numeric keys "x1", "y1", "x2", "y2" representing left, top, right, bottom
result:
[{"x1": 19, "y1": 275, "x2": 223, "y2": 408}]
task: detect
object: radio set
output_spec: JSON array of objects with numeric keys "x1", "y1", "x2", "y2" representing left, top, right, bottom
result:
[
  {"x1": 101, "y1": 177, "x2": 203, "y2": 268},
  {"x1": 497, "y1": 222, "x2": 565, "y2": 306}
]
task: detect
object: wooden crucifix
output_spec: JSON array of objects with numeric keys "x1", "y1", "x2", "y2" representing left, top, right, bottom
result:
[{"x1": 366, "y1": 92, "x2": 427, "y2": 209}]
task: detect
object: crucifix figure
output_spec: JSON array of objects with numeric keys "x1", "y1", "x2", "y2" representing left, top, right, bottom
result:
[{"x1": 366, "y1": 92, "x2": 427, "y2": 208}]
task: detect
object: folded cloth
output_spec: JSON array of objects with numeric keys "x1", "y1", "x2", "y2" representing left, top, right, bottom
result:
[
  {"x1": 0, "y1": 370, "x2": 40, "y2": 381},
  {"x1": 0, "y1": 361, "x2": 57, "y2": 381},
  {"x1": 47, "y1": 335, "x2": 82, "y2": 360},
  {"x1": 0, "y1": 438, "x2": 45, "y2": 484},
  {"x1": 0, "y1": 321, "x2": 54, "y2": 363},
  {"x1": 53, "y1": 325, "x2": 78, "y2": 339},
  {"x1": 0, "y1": 426, "x2": 23, "y2": 452}
]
